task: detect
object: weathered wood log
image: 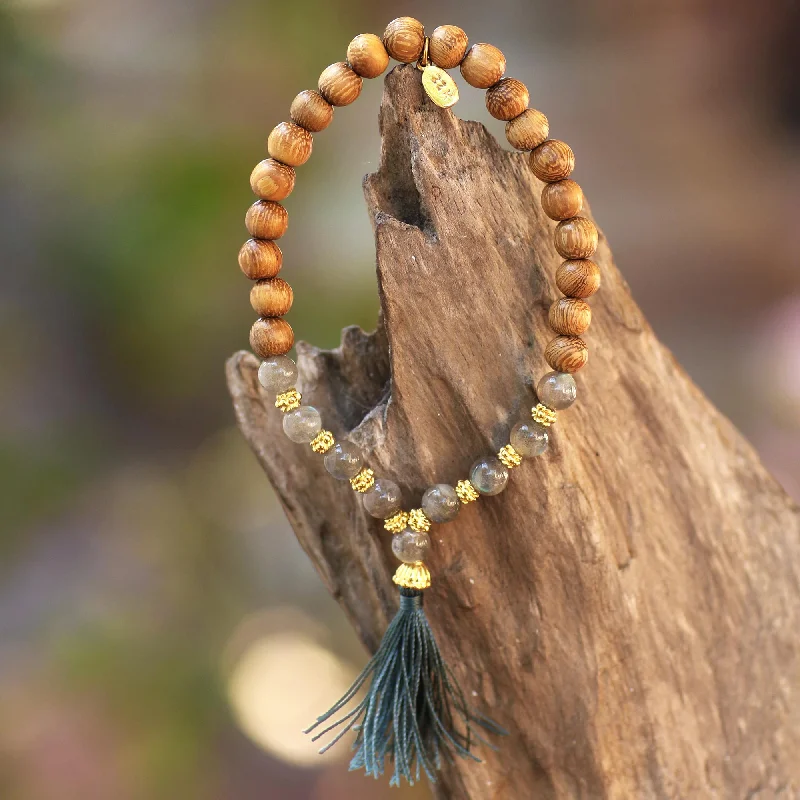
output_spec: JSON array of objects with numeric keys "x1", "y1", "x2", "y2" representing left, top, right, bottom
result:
[{"x1": 226, "y1": 65, "x2": 800, "y2": 798}]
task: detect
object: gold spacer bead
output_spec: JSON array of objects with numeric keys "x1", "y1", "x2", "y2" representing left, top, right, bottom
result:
[
  {"x1": 498, "y1": 444, "x2": 522, "y2": 469},
  {"x1": 532, "y1": 403, "x2": 557, "y2": 427},
  {"x1": 408, "y1": 508, "x2": 431, "y2": 533},
  {"x1": 384, "y1": 511, "x2": 409, "y2": 534},
  {"x1": 456, "y1": 479, "x2": 479, "y2": 504},
  {"x1": 275, "y1": 388, "x2": 302, "y2": 412},
  {"x1": 350, "y1": 467, "x2": 375, "y2": 493},
  {"x1": 310, "y1": 430, "x2": 335, "y2": 454},
  {"x1": 393, "y1": 562, "x2": 431, "y2": 590}
]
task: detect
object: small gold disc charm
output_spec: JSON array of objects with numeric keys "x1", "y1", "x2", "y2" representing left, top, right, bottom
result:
[{"x1": 421, "y1": 65, "x2": 459, "y2": 109}]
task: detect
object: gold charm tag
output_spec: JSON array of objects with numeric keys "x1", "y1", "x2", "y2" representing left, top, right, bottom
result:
[{"x1": 421, "y1": 65, "x2": 459, "y2": 109}]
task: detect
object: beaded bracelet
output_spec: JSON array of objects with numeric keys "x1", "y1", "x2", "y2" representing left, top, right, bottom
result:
[{"x1": 239, "y1": 17, "x2": 600, "y2": 787}]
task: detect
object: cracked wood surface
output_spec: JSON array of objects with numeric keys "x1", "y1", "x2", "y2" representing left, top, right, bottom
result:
[{"x1": 226, "y1": 66, "x2": 800, "y2": 798}]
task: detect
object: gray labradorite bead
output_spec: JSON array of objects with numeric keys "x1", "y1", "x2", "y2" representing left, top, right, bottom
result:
[
  {"x1": 510, "y1": 421, "x2": 549, "y2": 457},
  {"x1": 392, "y1": 530, "x2": 431, "y2": 563},
  {"x1": 421, "y1": 484, "x2": 461, "y2": 523},
  {"x1": 258, "y1": 355, "x2": 297, "y2": 393},
  {"x1": 362, "y1": 477, "x2": 402, "y2": 519},
  {"x1": 323, "y1": 441, "x2": 363, "y2": 480},
  {"x1": 537, "y1": 371, "x2": 577, "y2": 410},
  {"x1": 470, "y1": 456, "x2": 509, "y2": 496},
  {"x1": 282, "y1": 405, "x2": 322, "y2": 443}
]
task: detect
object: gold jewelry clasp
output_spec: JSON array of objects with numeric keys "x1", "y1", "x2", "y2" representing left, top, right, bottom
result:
[{"x1": 416, "y1": 37, "x2": 430, "y2": 71}]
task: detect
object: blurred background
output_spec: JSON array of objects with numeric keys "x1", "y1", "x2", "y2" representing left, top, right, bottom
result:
[{"x1": 0, "y1": 0, "x2": 798, "y2": 797}]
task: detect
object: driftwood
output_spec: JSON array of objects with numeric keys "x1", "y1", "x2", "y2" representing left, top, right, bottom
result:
[{"x1": 227, "y1": 66, "x2": 800, "y2": 798}]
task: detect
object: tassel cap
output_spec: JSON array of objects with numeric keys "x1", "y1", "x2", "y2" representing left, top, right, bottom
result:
[{"x1": 393, "y1": 561, "x2": 431, "y2": 590}]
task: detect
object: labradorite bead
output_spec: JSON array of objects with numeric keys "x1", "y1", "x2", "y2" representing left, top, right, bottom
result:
[
  {"x1": 421, "y1": 484, "x2": 460, "y2": 523},
  {"x1": 282, "y1": 405, "x2": 322, "y2": 443},
  {"x1": 510, "y1": 421, "x2": 549, "y2": 457},
  {"x1": 537, "y1": 371, "x2": 577, "y2": 410},
  {"x1": 323, "y1": 441, "x2": 363, "y2": 480},
  {"x1": 470, "y1": 456, "x2": 509, "y2": 496},
  {"x1": 363, "y1": 477, "x2": 402, "y2": 518},
  {"x1": 392, "y1": 529, "x2": 431, "y2": 563},
  {"x1": 258, "y1": 355, "x2": 297, "y2": 393}
]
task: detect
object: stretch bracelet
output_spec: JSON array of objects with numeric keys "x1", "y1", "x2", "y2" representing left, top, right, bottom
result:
[{"x1": 238, "y1": 17, "x2": 600, "y2": 787}]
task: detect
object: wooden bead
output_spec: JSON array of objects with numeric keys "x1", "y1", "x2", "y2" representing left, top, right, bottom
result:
[
  {"x1": 347, "y1": 33, "x2": 389, "y2": 78},
  {"x1": 556, "y1": 259, "x2": 601, "y2": 298},
  {"x1": 554, "y1": 216, "x2": 598, "y2": 259},
  {"x1": 429, "y1": 25, "x2": 469, "y2": 69},
  {"x1": 238, "y1": 239, "x2": 283, "y2": 280},
  {"x1": 250, "y1": 317, "x2": 294, "y2": 358},
  {"x1": 545, "y1": 335, "x2": 589, "y2": 373},
  {"x1": 530, "y1": 139, "x2": 575, "y2": 182},
  {"x1": 290, "y1": 90, "x2": 333, "y2": 133},
  {"x1": 268, "y1": 121, "x2": 313, "y2": 167},
  {"x1": 382, "y1": 17, "x2": 425, "y2": 63},
  {"x1": 245, "y1": 201, "x2": 288, "y2": 240},
  {"x1": 505, "y1": 109, "x2": 549, "y2": 151},
  {"x1": 250, "y1": 277, "x2": 293, "y2": 317},
  {"x1": 460, "y1": 43, "x2": 506, "y2": 89},
  {"x1": 486, "y1": 78, "x2": 529, "y2": 121},
  {"x1": 541, "y1": 179, "x2": 583, "y2": 220},
  {"x1": 249, "y1": 158, "x2": 296, "y2": 202},
  {"x1": 318, "y1": 62, "x2": 363, "y2": 107},
  {"x1": 549, "y1": 297, "x2": 592, "y2": 336}
]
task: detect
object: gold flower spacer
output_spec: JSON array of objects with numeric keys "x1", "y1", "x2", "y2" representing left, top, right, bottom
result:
[
  {"x1": 408, "y1": 508, "x2": 431, "y2": 533},
  {"x1": 384, "y1": 510, "x2": 409, "y2": 533},
  {"x1": 532, "y1": 403, "x2": 557, "y2": 427},
  {"x1": 350, "y1": 467, "x2": 375, "y2": 493},
  {"x1": 393, "y1": 562, "x2": 431, "y2": 590},
  {"x1": 310, "y1": 430, "x2": 335, "y2": 454},
  {"x1": 456, "y1": 479, "x2": 479, "y2": 504},
  {"x1": 275, "y1": 389, "x2": 302, "y2": 412},
  {"x1": 498, "y1": 444, "x2": 522, "y2": 469}
]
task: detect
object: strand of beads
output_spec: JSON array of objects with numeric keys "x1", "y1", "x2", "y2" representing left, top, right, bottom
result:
[{"x1": 242, "y1": 17, "x2": 601, "y2": 592}]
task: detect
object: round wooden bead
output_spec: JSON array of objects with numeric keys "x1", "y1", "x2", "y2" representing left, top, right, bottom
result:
[
  {"x1": 541, "y1": 179, "x2": 583, "y2": 220},
  {"x1": 245, "y1": 201, "x2": 288, "y2": 240},
  {"x1": 249, "y1": 158, "x2": 296, "y2": 202},
  {"x1": 238, "y1": 239, "x2": 283, "y2": 280},
  {"x1": 545, "y1": 335, "x2": 589, "y2": 373},
  {"x1": 382, "y1": 17, "x2": 425, "y2": 63},
  {"x1": 556, "y1": 259, "x2": 601, "y2": 298},
  {"x1": 460, "y1": 43, "x2": 506, "y2": 89},
  {"x1": 347, "y1": 33, "x2": 389, "y2": 78},
  {"x1": 530, "y1": 139, "x2": 575, "y2": 182},
  {"x1": 290, "y1": 90, "x2": 333, "y2": 133},
  {"x1": 554, "y1": 216, "x2": 598, "y2": 259},
  {"x1": 429, "y1": 25, "x2": 469, "y2": 69},
  {"x1": 505, "y1": 109, "x2": 549, "y2": 151},
  {"x1": 268, "y1": 121, "x2": 313, "y2": 167},
  {"x1": 318, "y1": 62, "x2": 363, "y2": 107},
  {"x1": 486, "y1": 78, "x2": 529, "y2": 121},
  {"x1": 250, "y1": 317, "x2": 294, "y2": 358},
  {"x1": 549, "y1": 297, "x2": 592, "y2": 335},
  {"x1": 250, "y1": 277, "x2": 293, "y2": 317}
]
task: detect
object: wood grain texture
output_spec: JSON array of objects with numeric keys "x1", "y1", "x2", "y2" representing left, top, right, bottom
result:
[{"x1": 227, "y1": 65, "x2": 800, "y2": 798}]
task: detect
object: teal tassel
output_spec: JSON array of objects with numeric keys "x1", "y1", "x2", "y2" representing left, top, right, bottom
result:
[{"x1": 305, "y1": 587, "x2": 506, "y2": 786}]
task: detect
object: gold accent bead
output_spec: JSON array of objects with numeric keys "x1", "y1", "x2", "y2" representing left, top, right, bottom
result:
[
  {"x1": 498, "y1": 444, "x2": 522, "y2": 469},
  {"x1": 384, "y1": 511, "x2": 409, "y2": 533},
  {"x1": 456, "y1": 479, "x2": 479, "y2": 504},
  {"x1": 532, "y1": 403, "x2": 557, "y2": 427},
  {"x1": 408, "y1": 508, "x2": 431, "y2": 533},
  {"x1": 275, "y1": 389, "x2": 302, "y2": 412},
  {"x1": 393, "y1": 562, "x2": 431, "y2": 590},
  {"x1": 310, "y1": 430, "x2": 335, "y2": 454},
  {"x1": 350, "y1": 467, "x2": 375, "y2": 493}
]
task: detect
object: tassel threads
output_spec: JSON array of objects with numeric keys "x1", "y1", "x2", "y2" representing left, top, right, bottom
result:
[{"x1": 305, "y1": 587, "x2": 506, "y2": 786}]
